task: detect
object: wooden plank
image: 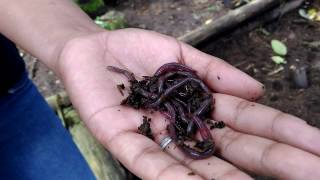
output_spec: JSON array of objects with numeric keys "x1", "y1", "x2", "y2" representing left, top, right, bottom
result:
[{"x1": 179, "y1": 0, "x2": 280, "y2": 46}]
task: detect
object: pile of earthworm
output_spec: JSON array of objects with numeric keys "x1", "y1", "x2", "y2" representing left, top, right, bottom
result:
[{"x1": 107, "y1": 62, "x2": 224, "y2": 159}]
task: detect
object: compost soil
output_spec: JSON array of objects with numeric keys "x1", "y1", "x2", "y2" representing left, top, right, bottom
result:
[{"x1": 138, "y1": 116, "x2": 154, "y2": 140}]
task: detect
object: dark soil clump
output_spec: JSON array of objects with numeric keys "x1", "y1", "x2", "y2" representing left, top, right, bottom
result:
[{"x1": 138, "y1": 116, "x2": 154, "y2": 140}]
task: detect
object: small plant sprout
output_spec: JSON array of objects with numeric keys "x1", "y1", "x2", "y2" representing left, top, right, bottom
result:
[
  {"x1": 271, "y1": 39, "x2": 288, "y2": 65},
  {"x1": 271, "y1": 39, "x2": 288, "y2": 56},
  {"x1": 271, "y1": 56, "x2": 287, "y2": 65}
]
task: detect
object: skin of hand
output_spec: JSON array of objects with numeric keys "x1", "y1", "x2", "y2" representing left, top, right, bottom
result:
[{"x1": 56, "y1": 28, "x2": 320, "y2": 180}]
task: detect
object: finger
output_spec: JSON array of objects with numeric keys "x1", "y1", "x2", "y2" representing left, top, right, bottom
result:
[
  {"x1": 154, "y1": 131, "x2": 253, "y2": 180},
  {"x1": 211, "y1": 126, "x2": 320, "y2": 179},
  {"x1": 86, "y1": 105, "x2": 251, "y2": 180},
  {"x1": 134, "y1": 108, "x2": 253, "y2": 180},
  {"x1": 180, "y1": 43, "x2": 264, "y2": 101},
  {"x1": 212, "y1": 93, "x2": 320, "y2": 157},
  {"x1": 87, "y1": 107, "x2": 204, "y2": 180},
  {"x1": 106, "y1": 132, "x2": 204, "y2": 180}
]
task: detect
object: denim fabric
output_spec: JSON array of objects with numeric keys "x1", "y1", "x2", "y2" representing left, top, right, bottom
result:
[
  {"x1": 0, "y1": 34, "x2": 25, "y2": 94},
  {"x1": 0, "y1": 72, "x2": 96, "y2": 180}
]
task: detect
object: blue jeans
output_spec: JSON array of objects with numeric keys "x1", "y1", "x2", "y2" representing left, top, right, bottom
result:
[{"x1": 0, "y1": 72, "x2": 96, "y2": 180}]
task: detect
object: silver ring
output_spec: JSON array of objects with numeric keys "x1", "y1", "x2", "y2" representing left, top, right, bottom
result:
[{"x1": 160, "y1": 136, "x2": 173, "y2": 150}]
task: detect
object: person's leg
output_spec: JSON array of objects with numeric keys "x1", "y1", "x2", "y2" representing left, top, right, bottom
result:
[
  {"x1": 0, "y1": 72, "x2": 96, "y2": 180},
  {"x1": 0, "y1": 34, "x2": 96, "y2": 180}
]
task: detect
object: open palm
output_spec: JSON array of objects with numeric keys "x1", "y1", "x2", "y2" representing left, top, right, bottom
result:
[{"x1": 57, "y1": 28, "x2": 320, "y2": 179}]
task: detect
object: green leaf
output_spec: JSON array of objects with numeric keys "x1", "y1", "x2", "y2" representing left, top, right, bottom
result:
[
  {"x1": 271, "y1": 56, "x2": 287, "y2": 65},
  {"x1": 74, "y1": 0, "x2": 105, "y2": 15},
  {"x1": 271, "y1": 40, "x2": 288, "y2": 56},
  {"x1": 94, "y1": 11, "x2": 127, "y2": 30}
]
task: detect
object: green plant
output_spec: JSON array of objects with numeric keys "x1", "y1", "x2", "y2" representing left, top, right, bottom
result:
[
  {"x1": 94, "y1": 11, "x2": 126, "y2": 30},
  {"x1": 270, "y1": 39, "x2": 288, "y2": 65},
  {"x1": 74, "y1": 0, "x2": 105, "y2": 15}
]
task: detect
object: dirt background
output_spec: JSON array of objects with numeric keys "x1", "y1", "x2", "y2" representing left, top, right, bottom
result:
[
  {"x1": 115, "y1": 0, "x2": 228, "y2": 37},
  {"x1": 23, "y1": 0, "x2": 319, "y2": 179},
  {"x1": 202, "y1": 3, "x2": 320, "y2": 127}
]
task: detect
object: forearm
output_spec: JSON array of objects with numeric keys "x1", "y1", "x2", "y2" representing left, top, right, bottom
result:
[{"x1": 0, "y1": 0, "x2": 103, "y2": 71}]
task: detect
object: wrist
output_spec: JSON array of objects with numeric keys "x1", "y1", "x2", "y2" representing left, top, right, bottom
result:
[
  {"x1": 49, "y1": 25, "x2": 105, "y2": 74},
  {"x1": 0, "y1": 0, "x2": 107, "y2": 74}
]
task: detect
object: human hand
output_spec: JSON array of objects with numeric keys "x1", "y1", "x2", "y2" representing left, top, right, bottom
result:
[{"x1": 56, "y1": 28, "x2": 320, "y2": 179}]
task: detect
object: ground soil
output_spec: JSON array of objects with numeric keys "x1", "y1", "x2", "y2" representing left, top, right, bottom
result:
[
  {"x1": 202, "y1": 5, "x2": 320, "y2": 128},
  {"x1": 115, "y1": 0, "x2": 228, "y2": 37}
]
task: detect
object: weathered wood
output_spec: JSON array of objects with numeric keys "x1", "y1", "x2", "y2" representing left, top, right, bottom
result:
[
  {"x1": 235, "y1": 0, "x2": 305, "y2": 34},
  {"x1": 46, "y1": 92, "x2": 71, "y2": 110},
  {"x1": 46, "y1": 92, "x2": 69, "y2": 126},
  {"x1": 46, "y1": 94, "x2": 126, "y2": 180},
  {"x1": 178, "y1": 0, "x2": 281, "y2": 46},
  {"x1": 63, "y1": 108, "x2": 126, "y2": 180},
  {"x1": 261, "y1": 0, "x2": 304, "y2": 22}
]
